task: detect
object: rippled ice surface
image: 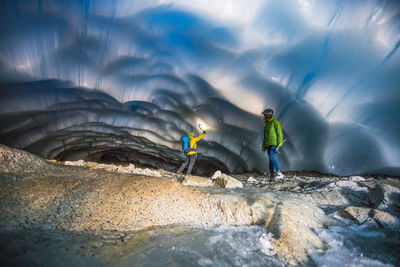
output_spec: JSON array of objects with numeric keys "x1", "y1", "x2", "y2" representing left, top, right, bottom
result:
[
  {"x1": 1, "y1": 220, "x2": 399, "y2": 266},
  {"x1": 116, "y1": 224, "x2": 400, "y2": 267},
  {"x1": 309, "y1": 217, "x2": 400, "y2": 267},
  {"x1": 115, "y1": 225, "x2": 283, "y2": 267},
  {"x1": 0, "y1": 225, "x2": 283, "y2": 266}
]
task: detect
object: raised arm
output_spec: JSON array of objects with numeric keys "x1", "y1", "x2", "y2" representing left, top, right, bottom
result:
[{"x1": 192, "y1": 132, "x2": 205, "y2": 142}]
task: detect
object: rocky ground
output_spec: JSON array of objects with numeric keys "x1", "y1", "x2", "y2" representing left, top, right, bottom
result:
[{"x1": 1, "y1": 144, "x2": 399, "y2": 266}]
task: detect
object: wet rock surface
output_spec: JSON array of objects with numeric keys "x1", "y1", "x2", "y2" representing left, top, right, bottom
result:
[
  {"x1": 232, "y1": 172, "x2": 400, "y2": 232},
  {"x1": 1, "y1": 145, "x2": 400, "y2": 265},
  {"x1": 0, "y1": 170, "x2": 253, "y2": 233},
  {"x1": 337, "y1": 206, "x2": 372, "y2": 224},
  {"x1": 214, "y1": 173, "x2": 243, "y2": 189},
  {"x1": 0, "y1": 144, "x2": 61, "y2": 180},
  {"x1": 181, "y1": 175, "x2": 213, "y2": 187}
]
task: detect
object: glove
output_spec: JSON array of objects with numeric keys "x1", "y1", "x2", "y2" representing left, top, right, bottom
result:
[
  {"x1": 203, "y1": 130, "x2": 207, "y2": 134},
  {"x1": 274, "y1": 146, "x2": 281, "y2": 153}
]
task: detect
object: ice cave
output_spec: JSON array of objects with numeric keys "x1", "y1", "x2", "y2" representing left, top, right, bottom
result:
[
  {"x1": 1, "y1": 0, "x2": 399, "y2": 176},
  {"x1": 0, "y1": 0, "x2": 400, "y2": 266}
]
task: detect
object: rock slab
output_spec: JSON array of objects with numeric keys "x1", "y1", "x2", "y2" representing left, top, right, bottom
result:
[
  {"x1": 181, "y1": 175, "x2": 213, "y2": 187},
  {"x1": 337, "y1": 206, "x2": 371, "y2": 224},
  {"x1": 214, "y1": 173, "x2": 243, "y2": 188}
]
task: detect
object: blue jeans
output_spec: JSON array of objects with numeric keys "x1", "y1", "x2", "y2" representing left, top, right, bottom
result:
[{"x1": 267, "y1": 145, "x2": 280, "y2": 174}]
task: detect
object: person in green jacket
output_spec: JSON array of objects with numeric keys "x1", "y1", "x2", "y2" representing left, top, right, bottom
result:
[{"x1": 262, "y1": 108, "x2": 284, "y2": 179}]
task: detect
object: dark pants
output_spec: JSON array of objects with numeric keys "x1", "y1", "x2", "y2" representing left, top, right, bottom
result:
[
  {"x1": 178, "y1": 154, "x2": 197, "y2": 174},
  {"x1": 267, "y1": 145, "x2": 280, "y2": 174}
]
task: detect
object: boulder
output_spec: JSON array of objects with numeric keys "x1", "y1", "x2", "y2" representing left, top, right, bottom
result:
[
  {"x1": 328, "y1": 180, "x2": 370, "y2": 206},
  {"x1": 214, "y1": 173, "x2": 243, "y2": 189},
  {"x1": 211, "y1": 170, "x2": 222, "y2": 180},
  {"x1": 337, "y1": 206, "x2": 371, "y2": 224},
  {"x1": 349, "y1": 176, "x2": 365, "y2": 182},
  {"x1": 181, "y1": 175, "x2": 213, "y2": 187},
  {"x1": 0, "y1": 144, "x2": 51, "y2": 178},
  {"x1": 369, "y1": 183, "x2": 400, "y2": 215},
  {"x1": 372, "y1": 209, "x2": 400, "y2": 231},
  {"x1": 265, "y1": 200, "x2": 326, "y2": 264},
  {"x1": 305, "y1": 180, "x2": 371, "y2": 207}
]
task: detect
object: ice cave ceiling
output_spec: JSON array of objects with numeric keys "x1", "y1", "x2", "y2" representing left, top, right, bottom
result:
[{"x1": 0, "y1": 0, "x2": 400, "y2": 176}]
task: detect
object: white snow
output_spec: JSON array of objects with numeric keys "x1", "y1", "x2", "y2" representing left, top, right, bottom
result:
[
  {"x1": 211, "y1": 170, "x2": 222, "y2": 180},
  {"x1": 349, "y1": 176, "x2": 366, "y2": 182},
  {"x1": 247, "y1": 176, "x2": 258, "y2": 183},
  {"x1": 259, "y1": 232, "x2": 276, "y2": 256},
  {"x1": 63, "y1": 160, "x2": 162, "y2": 177}
]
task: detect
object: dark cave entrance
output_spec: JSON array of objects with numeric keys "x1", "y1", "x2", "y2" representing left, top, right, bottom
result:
[{"x1": 87, "y1": 148, "x2": 229, "y2": 177}]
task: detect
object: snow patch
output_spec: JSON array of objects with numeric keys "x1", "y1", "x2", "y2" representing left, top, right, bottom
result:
[
  {"x1": 63, "y1": 160, "x2": 162, "y2": 177},
  {"x1": 349, "y1": 176, "x2": 366, "y2": 182},
  {"x1": 328, "y1": 180, "x2": 368, "y2": 192},
  {"x1": 211, "y1": 170, "x2": 222, "y2": 180},
  {"x1": 247, "y1": 176, "x2": 258, "y2": 183}
]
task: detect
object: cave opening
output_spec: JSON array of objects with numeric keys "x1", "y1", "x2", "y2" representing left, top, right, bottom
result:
[{"x1": 71, "y1": 147, "x2": 230, "y2": 177}]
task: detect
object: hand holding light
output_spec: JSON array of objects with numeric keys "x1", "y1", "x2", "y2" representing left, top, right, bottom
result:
[{"x1": 199, "y1": 123, "x2": 207, "y2": 134}]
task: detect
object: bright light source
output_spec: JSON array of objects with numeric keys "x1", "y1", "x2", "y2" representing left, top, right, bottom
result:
[{"x1": 199, "y1": 123, "x2": 207, "y2": 132}]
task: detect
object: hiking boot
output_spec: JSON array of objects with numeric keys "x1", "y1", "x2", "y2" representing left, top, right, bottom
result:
[
  {"x1": 269, "y1": 174, "x2": 275, "y2": 182},
  {"x1": 275, "y1": 171, "x2": 284, "y2": 179}
]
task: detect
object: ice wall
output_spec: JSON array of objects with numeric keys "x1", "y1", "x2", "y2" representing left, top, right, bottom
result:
[{"x1": 0, "y1": 0, "x2": 399, "y2": 175}]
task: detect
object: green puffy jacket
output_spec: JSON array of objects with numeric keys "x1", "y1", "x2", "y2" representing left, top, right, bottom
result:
[{"x1": 262, "y1": 117, "x2": 283, "y2": 151}]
